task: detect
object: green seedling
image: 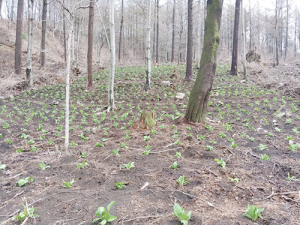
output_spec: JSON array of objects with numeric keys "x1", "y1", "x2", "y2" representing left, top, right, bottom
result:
[
  {"x1": 48, "y1": 139, "x2": 54, "y2": 144},
  {"x1": 112, "y1": 148, "x2": 119, "y2": 155},
  {"x1": 219, "y1": 132, "x2": 226, "y2": 138},
  {"x1": 79, "y1": 133, "x2": 88, "y2": 141},
  {"x1": 249, "y1": 137, "x2": 255, "y2": 142},
  {"x1": 206, "y1": 145, "x2": 213, "y2": 151},
  {"x1": 228, "y1": 177, "x2": 239, "y2": 183},
  {"x1": 142, "y1": 150, "x2": 151, "y2": 155},
  {"x1": 286, "y1": 173, "x2": 300, "y2": 181},
  {"x1": 121, "y1": 142, "x2": 127, "y2": 148},
  {"x1": 93, "y1": 201, "x2": 117, "y2": 225},
  {"x1": 175, "y1": 152, "x2": 183, "y2": 158},
  {"x1": 120, "y1": 162, "x2": 134, "y2": 170},
  {"x1": 169, "y1": 161, "x2": 178, "y2": 169},
  {"x1": 231, "y1": 142, "x2": 237, "y2": 148},
  {"x1": 288, "y1": 143, "x2": 298, "y2": 151},
  {"x1": 114, "y1": 182, "x2": 126, "y2": 189},
  {"x1": 173, "y1": 203, "x2": 191, "y2": 225},
  {"x1": 176, "y1": 175, "x2": 190, "y2": 185},
  {"x1": 144, "y1": 136, "x2": 150, "y2": 141},
  {"x1": 243, "y1": 204, "x2": 264, "y2": 221},
  {"x1": 80, "y1": 152, "x2": 87, "y2": 158},
  {"x1": 260, "y1": 154, "x2": 270, "y2": 160},
  {"x1": 174, "y1": 140, "x2": 181, "y2": 145},
  {"x1": 285, "y1": 136, "x2": 293, "y2": 141},
  {"x1": 37, "y1": 162, "x2": 50, "y2": 170},
  {"x1": 0, "y1": 162, "x2": 6, "y2": 170},
  {"x1": 214, "y1": 158, "x2": 226, "y2": 168},
  {"x1": 205, "y1": 124, "x2": 213, "y2": 131},
  {"x1": 95, "y1": 142, "x2": 104, "y2": 147},
  {"x1": 258, "y1": 144, "x2": 267, "y2": 150},
  {"x1": 63, "y1": 178, "x2": 74, "y2": 188},
  {"x1": 12, "y1": 203, "x2": 38, "y2": 221},
  {"x1": 197, "y1": 135, "x2": 205, "y2": 140},
  {"x1": 77, "y1": 161, "x2": 86, "y2": 169},
  {"x1": 17, "y1": 177, "x2": 34, "y2": 187}
]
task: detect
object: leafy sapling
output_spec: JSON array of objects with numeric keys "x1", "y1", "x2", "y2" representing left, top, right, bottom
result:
[
  {"x1": 175, "y1": 152, "x2": 183, "y2": 158},
  {"x1": 112, "y1": 148, "x2": 120, "y2": 155},
  {"x1": 12, "y1": 203, "x2": 39, "y2": 221},
  {"x1": 214, "y1": 158, "x2": 226, "y2": 168},
  {"x1": 93, "y1": 201, "x2": 117, "y2": 225},
  {"x1": 228, "y1": 177, "x2": 239, "y2": 183},
  {"x1": 173, "y1": 203, "x2": 191, "y2": 225},
  {"x1": 77, "y1": 161, "x2": 86, "y2": 169},
  {"x1": 243, "y1": 204, "x2": 264, "y2": 222},
  {"x1": 169, "y1": 161, "x2": 178, "y2": 169}
]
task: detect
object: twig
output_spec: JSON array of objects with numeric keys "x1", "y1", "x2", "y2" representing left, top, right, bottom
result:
[{"x1": 266, "y1": 190, "x2": 299, "y2": 199}]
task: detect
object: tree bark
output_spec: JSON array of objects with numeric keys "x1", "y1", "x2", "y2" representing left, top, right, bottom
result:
[
  {"x1": 87, "y1": 0, "x2": 94, "y2": 88},
  {"x1": 108, "y1": 0, "x2": 115, "y2": 111},
  {"x1": 171, "y1": 0, "x2": 175, "y2": 63},
  {"x1": 145, "y1": 0, "x2": 151, "y2": 92},
  {"x1": 0, "y1": 0, "x2": 3, "y2": 18},
  {"x1": 156, "y1": 0, "x2": 159, "y2": 63},
  {"x1": 40, "y1": 0, "x2": 47, "y2": 66},
  {"x1": 196, "y1": 0, "x2": 201, "y2": 69},
  {"x1": 248, "y1": 0, "x2": 252, "y2": 50},
  {"x1": 230, "y1": 0, "x2": 240, "y2": 75},
  {"x1": 284, "y1": 0, "x2": 288, "y2": 59},
  {"x1": 118, "y1": 0, "x2": 124, "y2": 62},
  {"x1": 275, "y1": 0, "x2": 279, "y2": 66},
  {"x1": 15, "y1": 0, "x2": 24, "y2": 75},
  {"x1": 184, "y1": 0, "x2": 223, "y2": 123},
  {"x1": 26, "y1": 0, "x2": 33, "y2": 87},
  {"x1": 152, "y1": 0, "x2": 156, "y2": 62},
  {"x1": 63, "y1": 0, "x2": 67, "y2": 62},
  {"x1": 185, "y1": 0, "x2": 193, "y2": 81},
  {"x1": 241, "y1": 0, "x2": 247, "y2": 80}
]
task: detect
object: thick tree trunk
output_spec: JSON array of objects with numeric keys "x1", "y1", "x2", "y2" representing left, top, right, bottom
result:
[
  {"x1": 87, "y1": 0, "x2": 94, "y2": 88},
  {"x1": 108, "y1": 0, "x2": 115, "y2": 111},
  {"x1": 230, "y1": 0, "x2": 240, "y2": 75},
  {"x1": 156, "y1": 0, "x2": 159, "y2": 63},
  {"x1": 118, "y1": 0, "x2": 124, "y2": 62},
  {"x1": 40, "y1": 0, "x2": 47, "y2": 66},
  {"x1": 15, "y1": 0, "x2": 24, "y2": 75},
  {"x1": 184, "y1": 0, "x2": 223, "y2": 123},
  {"x1": 26, "y1": 0, "x2": 33, "y2": 87},
  {"x1": 171, "y1": 0, "x2": 175, "y2": 63},
  {"x1": 185, "y1": 0, "x2": 193, "y2": 81},
  {"x1": 145, "y1": 0, "x2": 151, "y2": 92}
]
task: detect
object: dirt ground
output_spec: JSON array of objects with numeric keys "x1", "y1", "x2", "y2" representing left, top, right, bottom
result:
[{"x1": 0, "y1": 59, "x2": 300, "y2": 225}]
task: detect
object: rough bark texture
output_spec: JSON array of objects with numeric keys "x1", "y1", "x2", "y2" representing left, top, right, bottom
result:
[
  {"x1": 87, "y1": 0, "x2": 94, "y2": 88},
  {"x1": 241, "y1": 0, "x2": 247, "y2": 80},
  {"x1": 185, "y1": 0, "x2": 193, "y2": 81},
  {"x1": 155, "y1": 0, "x2": 159, "y2": 63},
  {"x1": 230, "y1": 0, "x2": 240, "y2": 76},
  {"x1": 40, "y1": 0, "x2": 47, "y2": 66},
  {"x1": 26, "y1": 0, "x2": 34, "y2": 87},
  {"x1": 184, "y1": 0, "x2": 223, "y2": 123},
  {"x1": 15, "y1": 0, "x2": 24, "y2": 75},
  {"x1": 118, "y1": 0, "x2": 124, "y2": 62},
  {"x1": 171, "y1": 0, "x2": 175, "y2": 63},
  {"x1": 145, "y1": 0, "x2": 151, "y2": 92}
]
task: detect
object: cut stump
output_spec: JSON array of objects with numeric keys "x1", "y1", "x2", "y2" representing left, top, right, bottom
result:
[{"x1": 134, "y1": 111, "x2": 156, "y2": 129}]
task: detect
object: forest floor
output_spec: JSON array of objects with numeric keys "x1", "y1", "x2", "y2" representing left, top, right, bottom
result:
[{"x1": 0, "y1": 63, "x2": 300, "y2": 225}]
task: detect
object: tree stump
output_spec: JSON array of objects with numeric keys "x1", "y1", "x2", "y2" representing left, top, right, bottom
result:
[{"x1": 134, "y1": 111, "x2": 156, "y2": 129}]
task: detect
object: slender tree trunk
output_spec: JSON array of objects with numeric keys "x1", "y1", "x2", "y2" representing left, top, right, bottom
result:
[
  {"x1": 108, "y1": 0, "x2": 115, "y2": 111},
  {"x1": 87, "y1": 0, "x2": 94, "y2": 87},
  {"x1": 156, "y1": 0, "x2": 159, "y2": 63},
  {"x1": 184, "y1": 0, "x2": 223, "y2": 123},
  {"x1": 185, "y1": 0, "x2": 193, "y2": 81},
  {"x1": 0, "y1": 0, "x2": 3, "y2": 18},
  {"x1": 26, "y1": 0, "x2": 33, "y2": 86},
  {"x1": 63, "y1": 0, "x2": 66, "y2": 62},
  {"x1": 249, "y1": 0, "x2": 252, "y2": 49},
  {"x1": 171, "y1": 0, "x2": 175, "y2": 63},
  {"x1": 230, "y1": 0, "x2": 240, "y2": 75},
  {"x1": 11, "y1": 0, "x2": 14, "y2": 21},
  {"x1": 241, "y1": 0, "x2": 247, "y2": 80},
  {"x1": 152, "y1": 0, "x2": 156, "y2": 62},
  {"x1": 145, "y1": 0, "x2": 151, "y2": 92},
  {"x1": 294, "y1": 9, "x2": 297, "y2": 57},
  {"x1": 196, "y1": 0, "x2": 201, "y2": 69},
  {"x1": 40, "y1": 0, "x2": 47, "y2": 66},
  {"x1": 118, "y1": 0, "x2": 124, "y2": 62},
  {"x1": 285, "y1": 0, "x2": 288, "y2": 59},
  {"x1": 275, "y1": 0, "x2": 279, "y2": 66},
  {"x1": 15, "y1": 0, "x2": 24, "y2": 75}
]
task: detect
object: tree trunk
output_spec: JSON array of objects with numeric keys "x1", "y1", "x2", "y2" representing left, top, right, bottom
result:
[
  {"x1": 249, "y1": 0, "x2": 252, "y2": 50},
  {"x1": 152, "y1": 0, "x2": 156, "y2": 62},
  {"x1": 185, "y1": 0, "x2": 193, "y2": 81},
  {"x1": 118, "y1": 0, "x2": 124, "y2": 62},
  {"x1": 156, "y1": 0, "x2": 159, "y2": 63},
  {"x1": 108, "y1": 0, "x2": 115, "y2": 111},
  {"x1": 196, "y1": 0, "x2": 201, "y2": 69},
  {"x1": 184, "y1": 0, "x2": 223, "y2": 123},
  {"x1": 40, "y1": 0, "x2": 47, "y2": 66},
  {"x1": 230, "y1": 0, "x2": 240, "y2": 75},
  {"x1": 145, "y1": 0, "x2": 151, "y2": 92},
  {"x1": 63, "y1": 0, "x2": 67, "y2": 62},
  {"x1": 0, "y1": 0, "x2": 3, "y2": 18},
  {"x1": 275, "y1": 0, "x2": 279, "y2": 66},
  {"x1": 87, "y1": 0, "x2": 94, "y2": 88},
  {"x1": 11, "y1": 0, "x2": 14, "y2": 21},
  {"x1": 284, "y1": 0, "x2": 288, "y2": 59},
  {"x1": 171, "y1": 0, "x2": 175, "y2": 63},
  {"x1": 15, "y1": 0, "x2": 24, "y2": 75},
  {"x1": 26, "y1": 0, "x2": 33, "y2": 87},
  {"x1": 241, "y1": 0, "x2": 247, "y2": 80}
]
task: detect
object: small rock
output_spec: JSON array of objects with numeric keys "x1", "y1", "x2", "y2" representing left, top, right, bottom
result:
[
  {"x1": 240, "y1": 80, "x2": 246, "y2": 83},
  {"x1": 175, "y1": 93, "x2": 185, "y2": 100},
  {"x1": 91, "y1": 127, "x2": 97, "y2": 134},
  {"x1": 277, "y1": 112, "x2": 285, "y2": 118},
  {"x1": 161, "y1": 81, "x2": 171, "y2": 86},
  {"x1": 289, "y1": 140, "x2": 294, "y2": 145},
  {"x1": 257, "y1": 128, "x2": 267, "y2": 134}
]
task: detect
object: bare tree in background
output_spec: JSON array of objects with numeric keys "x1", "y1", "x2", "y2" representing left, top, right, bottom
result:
[
  {"x1": 15, "y1": 0, "x2": 24, "y2": 74},
  {"x1": 108, "y1": 0, "x2": 115, "y2": 111},
  {"x1": 145, "y1": 0, "x2": 151, "y2": 92},
  {"x1": 0, "y1": 0, "x2": 3, "y2": 18},
  {"x1": 87, "y1": 0, "x2": 94, "y2": 88},
  {"x1": 284, "y1": 0, "x2": 288, "y2": 59},
  {"x1": 118, "y1": 0, "x2": 124, "y2": 62},
  {"x1": 185, "y1": 0, "x2": 193, "y2": 81},
  {"x1": 241, "y1": 0, "x2": 247, "y2": 80},
  {"x1": 26, "y1": 0, "x2": 34, "y2": 87},
  {"x1": 40, "y1": 0, "x2": 47, "y2": 66},
  {"x1": 156, "y1": 0, "x2": 159, "y2": 63},
  {"x1": 230, "y1": 0, "x2": 240, "y2": 75},
  {"x1": 171, "y1": 0, "x2": 175, "y2": 63},
  {"x1": 196, "y1": 0, "x2": 201, "y2": 69}
]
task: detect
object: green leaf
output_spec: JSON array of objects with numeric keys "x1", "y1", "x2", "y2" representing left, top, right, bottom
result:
[
  {"x1": 95, "y1": 207, "x2": 106, "y2": 216},
  {"x1": 107, "y1": 201, "x2": 116, "y2": 212},
  {"x1": 106, "y1": 215, "x2": 117, "y2": 222}
]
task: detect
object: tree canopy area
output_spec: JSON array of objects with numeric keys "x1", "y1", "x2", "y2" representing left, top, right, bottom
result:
[{"x1": 0, "y1": 0, "x2": 300, "y2": 224}]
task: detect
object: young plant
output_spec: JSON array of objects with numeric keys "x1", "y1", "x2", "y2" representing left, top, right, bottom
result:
[
  {"x1": 288, "y1": 143, "x2": 298, "y2": 151},
  {"x1": 80, "y1": 152, "x2": 87, "y2": 158},
  {"x1": 243, "y1": 204, "x2": 264, "y2": 222},
  {"x1": 120, "y1": 162, "x2": 134, "y2": 170},
  {"x1": 114, "y1": 182, "x2": 126, "y2": 190},
  {"x1": 17, "y1": 177, "x2": 34, "y2": 187},
  {"x1": 0, "y1": 162, "x2": 6, "y2": 170},
  {"x1": 214, "y1": 158, "x2": 226, "y2": 168},
  {"x1": 93, "y1": 201, "x2": 117, "y2": 225},
  {"x1": 169, "y1": 161, "x2": 178, "y2": 169},
  {"x1": 95, "y1": 142, "x2": 104, "y2": 147},
  {"x1": 176, "y1": 175, "x2": 190, "y2": 186},
  {"x1": 63, "y1": 178, "x2": 74, "y2": 188},
  {"x1": 228, "y1": 177, "x2": 239, "y2": 183},
  {"x1": 143, "y1": 136, "x2": 150, "y2": 141},
  {"x1": 286, "y1": 173, "x2": 300, "y2": 181},
  {"x1": 258, "y1": 144, "x2": 267, "y2": 150},
  {"x1": 112, "y1": 148, "x2": 120, "y2": 155},
  {"x1": 206, "y1": 145, "x2": 213, "y2": 151},
  {"x1": 173, "y1": 203, "x2": 191, "y2": 225},
  {"x1": 37, "y1": 162, "x2": 50, "y2": 170},
  {"x1": 12, "y1": 203, "x2": 39, "y2": 221},
  {"x1": 219, "y1": 132, "x2": 226, "y2": 138},
  {"x1": 260, "y1": 154, "x2": 270, "y2": 160},
  {"x1": 175, "y1": 152, "x2": 183, "y2": 158},
  {"x1": 197, "y1": 135, "x2": 205, "y2": 140},
  {"x1": 77, "y1": 161, "x2": 86, "y2": 169}
]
